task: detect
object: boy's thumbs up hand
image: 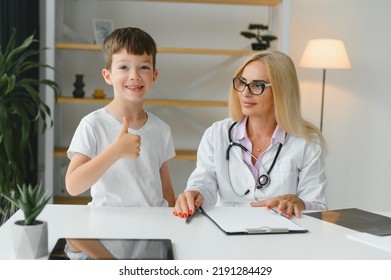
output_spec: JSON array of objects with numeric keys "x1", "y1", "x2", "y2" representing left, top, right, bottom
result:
[
  {"x1": 114, "y1": 116, "x2": 141, "y2": 159},
  {"x1": 120, "y1": 116, "x2": 130, "y2": 134}
]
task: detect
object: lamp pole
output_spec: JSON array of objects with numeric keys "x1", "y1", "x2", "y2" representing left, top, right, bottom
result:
[{"x1": 320, "y1": 68, "x2": 326, "y2": 132}]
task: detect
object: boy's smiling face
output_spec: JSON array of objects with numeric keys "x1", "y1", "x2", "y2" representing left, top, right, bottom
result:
[{"x1": 102, "y1": 49, "x2": 158, "y2": 103}]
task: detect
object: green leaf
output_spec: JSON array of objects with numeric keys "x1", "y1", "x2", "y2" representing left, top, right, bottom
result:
[
  {"x1": 4, "y1": 35, "x2": 35, "y2": 68},
  {"x1": 248, "y1": 23, "x2": 269, "y2": 30},
  {"x1": 24, "y1": 196, "x2": 51, "y2": 225},
  {"x1": 261, "y1": 35, "x2": 278, "y2": 41},
  {"x1": 1, "y1": 193, "x2": 18, "y2": 208},
  {"x1": 1, "y1": 182, "x2": 51, "y2": 225},
  {"x1": 240, "y1": 31, "x2": 256, "y2": 39},
  {"x1": 11, "y1": 103, "x2": 31, "y2": 145}
]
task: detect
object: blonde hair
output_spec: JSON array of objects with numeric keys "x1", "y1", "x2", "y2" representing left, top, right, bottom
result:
[{"x1": 229, "y1": 51, "x2": 326, "y2": 152}]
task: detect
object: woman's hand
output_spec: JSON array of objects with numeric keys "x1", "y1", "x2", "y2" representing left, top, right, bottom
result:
[
  {"x1": 173, "y1": 191, "x2": 204, "y2": 219},
  {"x1": 250, "y1": 194, "x2": 305, "y2": 218}
]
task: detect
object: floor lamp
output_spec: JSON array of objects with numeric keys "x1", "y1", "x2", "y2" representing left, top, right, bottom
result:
[{"x1": 299, "y1": 39, "x2": 351, "y2": 131}]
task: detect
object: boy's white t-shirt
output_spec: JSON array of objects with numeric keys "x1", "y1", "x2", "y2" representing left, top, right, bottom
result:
[{"x1": 67, "y1": 108, "x2": 175, "y2": 207}]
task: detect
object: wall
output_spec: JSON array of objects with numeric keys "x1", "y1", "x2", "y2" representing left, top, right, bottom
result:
[{"x1": 290, "y1": 0, "x2": 391, "y2": 211}]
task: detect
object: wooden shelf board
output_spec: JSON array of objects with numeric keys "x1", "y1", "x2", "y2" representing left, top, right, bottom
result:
[
  {"x1": 129, "y1": 0, "x2": 280, "y2": 6},
  {"x1": 55, "y1": 43, "x2": 254, "y2": 56},
  {"x1": 158, "y1": 47, "x2": 254, "y2": 56},
  {"x1": 54, "y1": 147, "x2": 68, "y2": 158},
  {"x1": 56, "y1": 43, "x2": 102, "y2": 51},
  {"x1": 57, "y1": 96, "x2": 227, "y2": 107},
  {"x1": 53, "y1": 196, "x2": 91, "y2": 205},
  {"x1": 55, "y1": 147, "x2": 197, "y2": 160},
  {"x1": 173, "y1": 149, "x2": 198, "y2": 160}
]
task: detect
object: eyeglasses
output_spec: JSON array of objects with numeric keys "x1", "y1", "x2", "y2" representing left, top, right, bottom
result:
[{"x1": 232, "y1": 78, "x2": 272, "y2": 95}]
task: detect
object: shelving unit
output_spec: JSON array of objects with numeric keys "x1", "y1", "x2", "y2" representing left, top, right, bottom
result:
[
  {"x1": 56, "y1": 96, "x2": 228, "y2": 107},
  {"x1": 40, "y1": 0, "x2": 288, "y2": 204},
  {"x1": 141, "y1": 0, "x2": 281, "y2": 5},
  {"x1": 54, "y1": 146, "x2": 197, "y2": 160},
  {"x1": 55, "y1": 42, "x2": 255, "y2": 56}
]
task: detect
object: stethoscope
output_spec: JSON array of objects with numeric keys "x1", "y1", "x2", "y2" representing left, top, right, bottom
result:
[{"x1": 226, "y1": 121, "x2": 283, "y2": 197}]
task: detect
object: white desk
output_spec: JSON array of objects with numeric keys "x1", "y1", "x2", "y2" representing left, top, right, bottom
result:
[{"x1": 0, "y1": 204, "x2": 390, "y2": 260}]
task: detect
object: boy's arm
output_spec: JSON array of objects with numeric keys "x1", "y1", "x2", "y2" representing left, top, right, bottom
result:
[
  {"x1": 66, "y1": 117, "x2": 141, "y2": 196},
  {"x1": 65, "y1": 146, "x2": 121, "y2": 196},
  {"x1": 66, "y1": 239, "x2": 116, "y2": 260},
  {"x1": 160, "y1": 161, "x2": 175, "y2": 207}
]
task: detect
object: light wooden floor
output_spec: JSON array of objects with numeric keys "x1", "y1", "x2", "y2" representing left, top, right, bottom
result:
[{"x1": 53, "y1": 196, "x2": 91, "y2": 205}]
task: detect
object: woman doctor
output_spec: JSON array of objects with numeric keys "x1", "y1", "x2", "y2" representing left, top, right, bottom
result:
[{"x1": 173, "y1": 51, "x2": 327, "y2": 219}]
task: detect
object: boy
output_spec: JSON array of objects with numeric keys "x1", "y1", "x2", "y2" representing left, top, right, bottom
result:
[{"x1": 65, "y1": 27, "x2": 176, "y2": 208}]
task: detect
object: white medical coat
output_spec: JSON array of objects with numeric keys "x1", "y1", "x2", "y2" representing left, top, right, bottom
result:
[{"x1": 186, "y1": 118, "x2": 327, "y2": 210}]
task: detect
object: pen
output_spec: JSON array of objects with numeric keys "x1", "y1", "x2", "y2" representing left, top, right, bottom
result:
[{"x1": 185, "y1": 208, "x2": 199, "y2": 224}]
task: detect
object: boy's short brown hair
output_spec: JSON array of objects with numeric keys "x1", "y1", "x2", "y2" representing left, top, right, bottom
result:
[{"x1": 102, "y1": 27, "x2": 157, "y2": 70}]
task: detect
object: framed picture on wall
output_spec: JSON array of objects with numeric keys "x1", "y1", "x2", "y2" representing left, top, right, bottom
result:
[{"x1": 93, "y1": 18, "x2": 114, "y2": 44}]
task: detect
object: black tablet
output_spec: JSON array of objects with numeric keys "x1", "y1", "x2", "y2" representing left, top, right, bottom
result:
[
  {"x1": 48, "y1": 238, "x2": 173, "y2": 260},
  {"x1": 304, "y1": 208, "x2": 391, "y2": 236}
]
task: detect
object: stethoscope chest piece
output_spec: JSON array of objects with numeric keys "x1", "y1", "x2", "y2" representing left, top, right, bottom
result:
[{"x1": 257, "y1": 174, "x2": 270, "y2": 189}]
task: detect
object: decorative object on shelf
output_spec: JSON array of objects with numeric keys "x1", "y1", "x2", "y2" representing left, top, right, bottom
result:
[
  {"x1": 92, "y1": 88, "x2": 106, "y2": 99},
  {"x1": 72, "y1": 74, "x2": 85, "y2": 98},
  {"x1": 0, "y1": 29, "x2": 59, "y2": 226},
  {"x1": 1, "y1": 182, "x2": 51, "y2": 259},
  {"x1": 93, "y1": 18, "x2": 114, "y2": 45},
  {"x1": 240, "y1": 23, "x2": 278, "y2": 51},
  {"x1": 299, "y1": 39, "x2": 351, "y2": 131}
]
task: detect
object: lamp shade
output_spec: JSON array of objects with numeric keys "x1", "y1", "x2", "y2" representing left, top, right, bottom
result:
[{"x1": 299, "y1": 39, "x2": 351, "y2": 69}]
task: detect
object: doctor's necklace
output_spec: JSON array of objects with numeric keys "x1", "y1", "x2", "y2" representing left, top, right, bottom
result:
[{"x1": 253, "y1": 136, "x2": 271, "y2": 154}]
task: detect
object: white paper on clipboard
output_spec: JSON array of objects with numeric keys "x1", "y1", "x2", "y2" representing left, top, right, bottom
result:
[{"x1": 200, "y1": 206, "x2": 307, "y2": 235}]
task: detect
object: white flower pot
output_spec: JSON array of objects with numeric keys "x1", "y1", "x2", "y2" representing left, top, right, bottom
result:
[{"x1": 12, "y1": 220, "x2": 48, "y2": 259}]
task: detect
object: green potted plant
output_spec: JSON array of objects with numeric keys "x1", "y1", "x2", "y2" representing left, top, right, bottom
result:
[
  {"x1": 0, "y1": 29, "x2": 59, "y2": 225},
  {"x1": 2, "y1": 182, "x2": 51, "y2": 259},
  {"x1": 240, "y1": 23, "x2": 278, "y2": 51}
]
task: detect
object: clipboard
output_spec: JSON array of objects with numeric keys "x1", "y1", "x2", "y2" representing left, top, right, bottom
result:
[{"x1": 199, "y1": 206, "x2": 308, "y2": 235}]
